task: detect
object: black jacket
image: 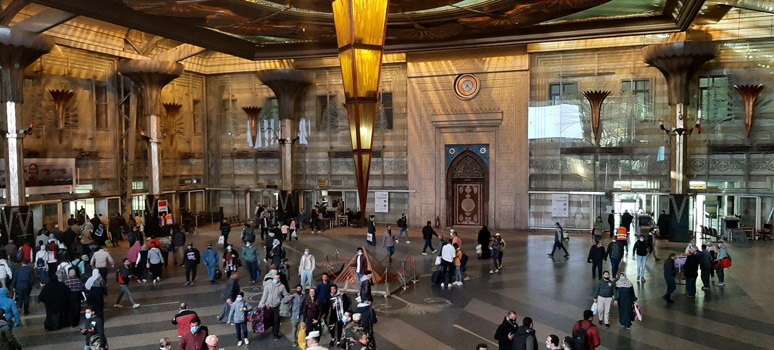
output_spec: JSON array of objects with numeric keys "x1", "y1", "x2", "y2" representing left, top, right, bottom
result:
[
  {"x1": 355, "y1": 303, "x2": 377, "y2": 332},
  {"x1": 587, "y1": 245, "x2": 606, "y2": 263},
  {"x1": 621, "y1": 212, "x2": 633, "y2": 227},
  {"x1": 359, "y1": 278, "x2": 373, "y2": 303},
  {"x1": 422, "y1": 225, "x2": 438, "y2": 240},
  {"x1": 663, "y1": 259, "x2": 676, "y2": 279},
  {"x1": 83, "y1": 316, "x2": 107, "y2": 348},
  {"x1": 0, "y1": 321, "x2": 21, "y2": 350},
  {"x1": 512, "y1": 326, "x2": 537, "y2": 350},
  {"x1": 494, "y1": 317, "x2": 518, "y2": 349},
  {"x1": 633, "y1": 240, "x2": 649, "y2": 257},
  {"x1": 367, "y1": 220, "x2": 376, "y2": 234},
  {"x1": 683, "y1": 254, "x2": 699, "y2": 278},
  {"x1": 184, "y1": 248, "x2": 201, "y2": 266},
  {"x1": 224, "y1": 278, "x2": 240, "y2": 301}
]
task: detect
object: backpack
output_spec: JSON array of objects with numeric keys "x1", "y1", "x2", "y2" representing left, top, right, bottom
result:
[
  {"x1": 460, "y1": 253, "x2": 469, "y2": 267},
  {"x1": 36, "y1": 255, "x2": 46, "y2": 268},
  {"x1": 572, "y1": 321, "x2": 593, "y2": 350}
]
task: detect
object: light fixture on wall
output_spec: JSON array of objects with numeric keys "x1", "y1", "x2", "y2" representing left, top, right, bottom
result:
[
  {"x1": 332, "y1": 0, "x2": 389, "y2": 214},
  {"x1": 48, "y1": 88, "x2": 75, "y2": 143},
  {"x1": 733, "y1": 84, "x2": 764, "y2": 138},
  {"x1": 581, "y1": 90, "x2": 610, "y2": 145}
]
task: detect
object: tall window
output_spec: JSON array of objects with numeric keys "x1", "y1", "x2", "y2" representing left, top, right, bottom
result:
[
  {"x1": 549, "y1": 82, "x2": 578, "y2": 103},
  {"x1": 316, "y1": 95, "x2": 340, "y2": 131},
  {"x1": 622, "y1": 79, "x2": 652, "y2": 121},
  {"x1": 192, "y1": 99, "x2": 202, "y2": 135},
  {"x1": 377, "y1": 92, "x2": 393, "y2": 130},
  {"x1": 95, "y1": 84, "x2": 108, "y2": 129},
  {"x1": 699, "y1": 76, "x2": 733, "y2": 124}
]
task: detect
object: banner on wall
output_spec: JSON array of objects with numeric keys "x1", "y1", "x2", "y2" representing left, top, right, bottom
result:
[
  {"x1": 0, "y1": 158, "x2": 75, "y2": 195},
  {"x1": 551, "y1": 194, "x2": 569, "y2": 218},
  {"x1": 374, "y1": 191, "x2": 389, "y2": 213}
]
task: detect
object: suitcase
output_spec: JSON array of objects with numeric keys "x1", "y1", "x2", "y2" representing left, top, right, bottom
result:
[{"x1": 431, "y1": 270, "x2": 442, "y2": 285}]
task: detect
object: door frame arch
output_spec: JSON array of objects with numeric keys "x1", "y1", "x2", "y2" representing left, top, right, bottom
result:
[{"x1": 446, "y1": 149, "x2": 489, "y2": 227}]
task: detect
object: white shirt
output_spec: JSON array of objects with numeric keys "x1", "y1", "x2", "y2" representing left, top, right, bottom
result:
[{"x1": 441, "y1": 244, "x2": 455, "y2": 263}]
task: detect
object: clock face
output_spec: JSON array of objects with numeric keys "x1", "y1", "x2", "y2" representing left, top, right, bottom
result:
[{"x1": 454, "y1": 74, "x2": 480, "y2": 100}]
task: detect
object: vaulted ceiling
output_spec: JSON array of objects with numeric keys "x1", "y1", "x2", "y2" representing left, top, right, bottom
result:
[{"x1": 27, "y1": 0, "x2": 708, "y2": 60}]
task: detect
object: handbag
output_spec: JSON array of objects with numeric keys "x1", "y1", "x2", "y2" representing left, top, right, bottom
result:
[
  {"x1": 217, "y1": 235, "x2": 225, "y2": 245},
  {"x1": 591, "y1": 301, "x2": 598, "y2": 315},
  {"x1": 320, "y1": 321, "x2": 330, "y2": 337},
  {"x1": 475, "y1": 244, "x2": 482, "y2": 255},
  {"x1": 214, "y1": 268, "x2": 223, "y2": 280},
  {"x1": 633, "y1": 302, "x2": 643, "y2": 321},
  {"x1": 434, "y1": 256, "x2": 442, "y2": 266},
  {"x1": 720, "y1": 257, "x2": 732, "y2": 268}
]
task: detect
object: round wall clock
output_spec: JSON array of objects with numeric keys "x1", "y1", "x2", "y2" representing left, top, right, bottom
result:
[{"x1": 454, "y1": 73, "x2": 480, "y2": 100}]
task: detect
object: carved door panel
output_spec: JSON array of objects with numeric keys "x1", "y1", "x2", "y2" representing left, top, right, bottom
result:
[{"x1": 454, "y1": 183, "x2": 481, "y2": 226}]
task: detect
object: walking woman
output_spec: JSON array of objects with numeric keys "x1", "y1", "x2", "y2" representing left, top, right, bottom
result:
[
  {"x1": 614, "y1": 272, "x2": 636, "y2": 329},
  {"x1": 488, "y1": 235, "x2": 501, "y2": 273},
  {"x1": 476, "y1": 226, "x2": 491, "y2": 259},
  {"x1": 715, "y1": 243, "x2": 730, "y2": 287},
  {"x1": 85, "y1": 270, "x2": 106, "y2": 317},
  {"x1": 147, "y1": 242, "x2": 164, "y2": 283},
  {"x1": 226, "y1": 292, "x2": 252, "y2": 346},
  {"x1": 134, "y1": 244, "x2": 149, "y2": 283},
  {"x1": 548, "y1": 222, "x2": 570, "y2": 258},
  {"x1": 223, "y1": 244, "x2": 240, "y2": 279}
]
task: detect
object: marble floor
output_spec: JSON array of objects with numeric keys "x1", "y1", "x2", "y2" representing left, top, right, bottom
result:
[{"x1": 11, "y1": 224, "x2": 774, "y2": 350}]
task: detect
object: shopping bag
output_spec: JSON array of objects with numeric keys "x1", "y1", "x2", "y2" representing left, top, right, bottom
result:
[
  {"x1": 720, "y1": 257, "x2": 732, "y2": 268},
  {"x1": 435, "y1": 256, "x2": 442, "y2": 266},
  {"x1": 633, "y1": 302, "x2": 643, "y2": 321},
  {"x1": 320, "y1": 321, "x2": 330, "y2": 337},
  {"x1": 217, "y1": 235, "x2": 225, "y2": 245},
  {"x1": 591, "y1": 301, "x2": 598, "y2": 315},
  {"x1": 475, "y1": 244, "x2": 482, "y2": 258},
  {"x1": 297, "y1": 325, "x2": 307, "y2": 349}
]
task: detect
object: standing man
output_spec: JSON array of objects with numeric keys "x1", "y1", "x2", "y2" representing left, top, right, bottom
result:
[
  {"x1": 327, "y1": 284, "x2": 351, "y2": 347},
  {"x1": 683, "y1": 248, "x2": 699, "y2": 298},
  {"x1": 240, "y1": 223, "x2": 255, "y2": 245},
  {"x1": 493, "y1": 311, "x2": 518, "y2": 350},
  {"x1": 548, "y1": 222, "x2": 569, "y2": 258},
  {"x1": 592, "y1": 271, "x2": 615, "y2": 328},
  {"x1": 299, "y1": 249, "x2": 315, "y2": 291},
  {"x1": 366, "y1": 216, "x2": 376, "y2": 247},
  {"x1": 633, "y1": 234, "x2": 649, "y2": 282},
  {"x1": 657, "y1": 210, "x2": 669, "y2": 240},
  {"x1": 259, "y1": 275, "x2": 288, "y2": 340},
  {"x1": 607, "y1": 240, "x2": 624, "y2": 277},
  {"x1": 513, "y1": 317, "x2": 537, "y2": 350},
  {"x1": 259, "y1": 213, "x2": 270, "y2": 241},
  {"x1": 297, "y1": 209, "x2": 306, "y2": 232},
  {"x1": 11, "y1": 260, "x2": 34, "y2": 315},
  {"x1": 184, "y1": 243, "x2": 201, "y2": 285},
  {"x1": 607, "y1": 210, "x2": 615, "y2": 239},
  {"x1": 698, "y1": 244, "x2": 713, "y2": 291},
  {"x1": 114, "y1": 259, "x2": 140, "y2": 309},
  {"x1": 663, "y1": 253, "x2": 677, "y2": 303},
  {"x1": 241, "y1": 241, "x2": 260, "y2": 285},
  {"x1": 80, "y1": 308, "x2": 106, "y2": 350},
  {"x1": 315, "y1": 273, "x2": 333, "y2": 322},
  {"x1": 288, "y1": 285, "x2": 305, "y2": 347},
  {"x1": 172, "y1": 302, "x2": 198, "y2": 338},
  {"x1": 202, "y1": 243, "x2": 219, "y2": 284},
  {"x1": 571, "y1": 310, "x2": 601, "y2": 350},
  {"x1": 179, "y1": 317, "x2": 207, "y2": 350},
  {"x1": 359, "y1": 270, "x2": 373, "y2": 303},
  {"x1": 355, "y1": 247, "x2": 367, "y2": 283},
  {"x1": 397, "y1": 213, "x2": 410, "y2": 243},
  {"x1": 91, "y1": 246, "x2": 115, "y2": 284},
  {"x1": 382, "y1": 226, "x2": 396, "y2": 259},
  {"x1": 421, "y1": 221, "x2": 438, "y2": 256},
  {"x1": 587, "y1": 240, "x2": 606, "y2": 280},
  {"x1": 440, "y1": 238, "x2": 455, "y2": 289},
  {"x1": 172, "y1": 228, "x2": 186, "y2": 267}
]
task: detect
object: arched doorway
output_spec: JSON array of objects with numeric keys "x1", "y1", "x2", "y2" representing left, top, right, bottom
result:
[{"x1": 446, "y1": 150, "x2": 488, "y2": 227}]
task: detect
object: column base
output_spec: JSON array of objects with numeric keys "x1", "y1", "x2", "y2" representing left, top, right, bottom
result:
[
  {"x1": 277, "y1": 190, "x2": 299, "y2": 223},
  {"x1": 668, "y1": 194, "x2": 692, "y2": 242}
]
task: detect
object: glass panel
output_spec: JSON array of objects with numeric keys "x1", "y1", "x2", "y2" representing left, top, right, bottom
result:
[
  {"x1": 355, "y1": 49, "x2": 383, "y2": 98},
  {"x1": 353, "y1": 0, "x2": 388, "y2": 46},
  {"x1": 338, "y1": 48, "x2": 355, "y2": 99},
  {"x1": 332, "y1": 0, "x2": 351, "y2": 48}
]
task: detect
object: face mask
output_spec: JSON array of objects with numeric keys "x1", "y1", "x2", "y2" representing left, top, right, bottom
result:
[
  {"x1": 246, "y1": 243, "x2": 250, "y2": 247},
  {"x1": 273, "y1": 280, "x2": 279, "y2": 285},
  {"x1": 227, "y1": 247, "x2": 232, "y2": 251},
  {"x1": 85, "y1": 313, "x2": 93, "y2": 319},
  {"x1": 236, "y1": 296, "x2": 243, "y2": 301},
  {"x1": 639, "y1": 238, "x2": 644, "y2": 242},
  {"x1": 304, "y1": 251, "x2": 309, "y2": 256},
  {"x1": 160, "y1": 344, "x2": 168, "y2": 349},
  {"x1": 190, "y1": 326, "x2": 199, "y2": 334},
  {"x1": 358, "y1": 252, "x2": 362, "y2": 256},
  {"x1": 207, "y1": 247, "x2": 212, "y2": 250},
  {"x1": 619, "y1": 277, "x2": 626, "y2": 281},
  {"x1": 342, "y1": 316, "x2": 348, "y2": 323},
  {"x1": 546, "y1": 345, "x2": 552, "y2": 349}
]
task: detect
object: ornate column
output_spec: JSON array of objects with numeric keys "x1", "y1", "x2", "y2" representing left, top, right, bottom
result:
[
  {"x1": 256, "y1": 69, "x2": 313, "y2": 215},
  {"x1": 118, "y1": 59, "x2": 183, "y2": 196},
  {"x1": 118, "y1": 59, "x2": 182, "y2": 238},
  {"x1": 0, "y1": 28, "x2": 54, "y2": 208},
  {"x1": 643, "y1": 41, "x2": 715, "y2": 242}
]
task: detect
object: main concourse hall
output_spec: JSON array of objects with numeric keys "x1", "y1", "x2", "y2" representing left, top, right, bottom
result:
[{"x1": 0, "y1": 0, "x2": 772, "y2": 349}]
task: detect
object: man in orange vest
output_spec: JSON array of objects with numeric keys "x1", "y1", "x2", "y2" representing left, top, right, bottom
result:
[{"x1": 616, "y1": 226, "x2": 628, "y2": 254}]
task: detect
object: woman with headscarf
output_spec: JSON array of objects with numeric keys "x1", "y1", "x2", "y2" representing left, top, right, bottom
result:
[
  {"x1": 205, "y1": 334, "x2": 219, "y2": 350},
  {"x1": 63, "y1": 269, "x2": 84, "y2": 327},
  {"x1": 614, "y1": 272, "x2": 637, "y2": 329},
  {"x1": 38, "y1": 273, "x2": 69, "y2": 330},
  {"x1": 714, "y1": 243, "x2": 730, "y2": 287},
  {"x1": 270, "y1": 239, "x2": 284, "y2": 268},
  {"x1": 128, "y1": 241, "x2": 141, "y2": 271},
  {"x1": 223, "y1": 244, "x2": 240, "y2": 279},
  {"x1": 134, "y1": 243, "x2": 149, "y2": 283},
  {"x1": 85, "y1": 270, "x2": 106, "y2": 316},
  {"x1": 477, "y1": 226, "x2": 491, "y2": 259}
]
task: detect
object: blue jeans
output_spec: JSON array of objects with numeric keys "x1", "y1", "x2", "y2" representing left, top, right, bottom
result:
[
  {"x1": 455, "y1": 266, "x2": 462, "y2": 282},
  {"x1": 665, "y1": 277, "x2": 676, "y2": 299},
  {"x1": 387, "y1": 246, "x2": 395, "y2": 256},
  {"x1": 611, "y1": 256, "x2": 621, "y2": 277},
  {"x1": 636, "y1": 255, "x2": 647, "y2": 278},
  {"x1": 207, "y1": 265, "x2": 216, "y2": 281},
  {"x1": 235, "y1": 322, "x2": 248, "y2": 341},
  {"x1": 398, "y1": 228, "x2": 409, "y2": 240},
  {"x1": 245, "y1": 260, "x2": 259, "y2": 282},
  {"x1": 550, "y1": 241, "x2": 569, "y2": 256},
  {"x1": 116, "y1": 284, "x2": 136, "y2": 305},
  {"x1": 423, "y1": 239, "x2": 434, "y2": 253},
  {"x1": 300, "y1": 270, "x2": 313, "y2": 290},
  {"x1": 38, "y1": 267, "x2": 47, "y2": 284}
]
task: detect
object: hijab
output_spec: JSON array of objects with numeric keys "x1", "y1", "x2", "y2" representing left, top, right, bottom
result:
[
  {"x1": 85, "y1": 269, "x2": 102, "y2": 290},
  {"x1": 128, "y1": 241, "x2": 142, "y2": 262},
  {"x1": 615, "y1": 274, "x2": 633, "y2": 288}
]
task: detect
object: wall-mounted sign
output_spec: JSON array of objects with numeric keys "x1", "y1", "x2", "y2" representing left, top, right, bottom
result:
[
  {"x1": 551, "y1": 194, "x2": 569, "y2": 218},
  {"x1": 0, "y1": 158, "x2": 75, "y2": 195},
  {"x1": 374, "y1": 191, "x2": 389, "y2": 213},
  {"x1": 318, "y1": 179, "x2": 329, "y2": 188}
]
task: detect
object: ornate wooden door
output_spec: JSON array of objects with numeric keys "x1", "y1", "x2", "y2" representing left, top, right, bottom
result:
[{"x1": 447, "y1": 151, "x2": 488, "y2": 226}]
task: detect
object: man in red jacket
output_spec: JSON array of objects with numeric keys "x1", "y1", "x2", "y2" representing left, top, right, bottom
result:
[
  {"x1": 179, "y1": 317, "x2": 207, "y2": 350},
  {"x1": 172, "y1": 302, "x2": 198, "y2": 337},
  {"x1": 571, "y1": 310, "x2": 601, "y2": 350}
]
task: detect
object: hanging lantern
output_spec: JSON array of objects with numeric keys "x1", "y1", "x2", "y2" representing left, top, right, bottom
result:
[
  {"x1": 332, "y1": 0, "x2": 389, "y2": 214},
  {"x1": 48, "y1": 88, "x2": 75, "y2": 143}
]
